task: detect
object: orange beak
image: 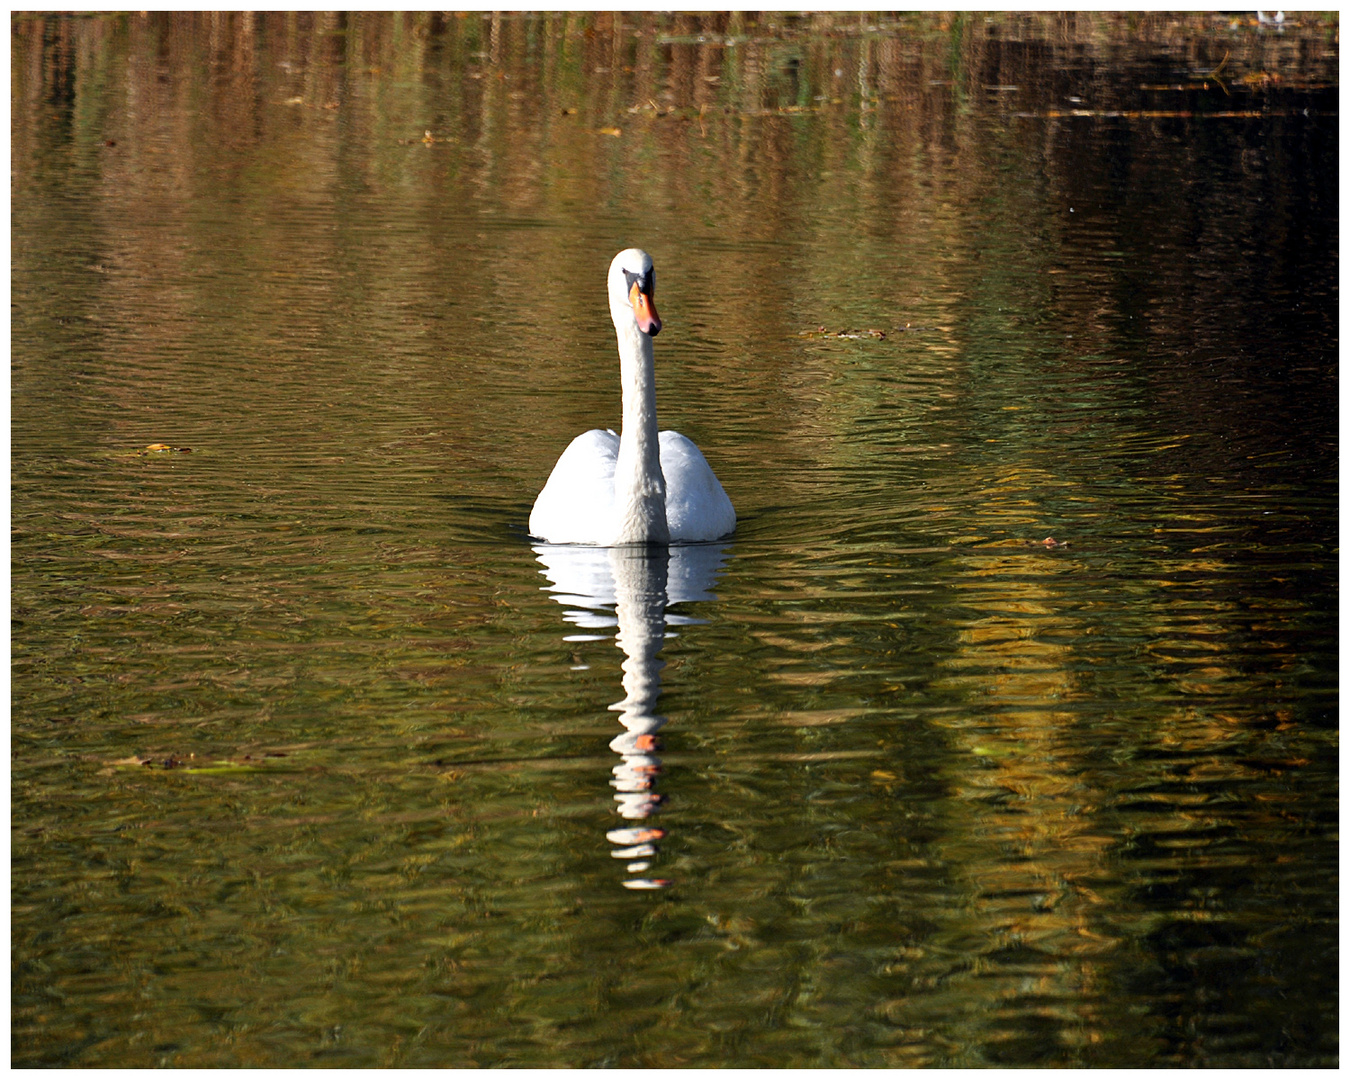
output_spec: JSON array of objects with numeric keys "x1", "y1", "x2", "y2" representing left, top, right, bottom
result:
[{"x1": 629, "y1": 281, "x2": 662, "y2": 336}]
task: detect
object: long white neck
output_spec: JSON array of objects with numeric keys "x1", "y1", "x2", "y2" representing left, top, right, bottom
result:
[{"x1": 612, "y1": 321, "x2": 668, "y2": 545}]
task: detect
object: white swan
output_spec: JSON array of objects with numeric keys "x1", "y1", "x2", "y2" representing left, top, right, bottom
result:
[{"x1": 529, "y1": 249, "x2": 736, "y2": 546}]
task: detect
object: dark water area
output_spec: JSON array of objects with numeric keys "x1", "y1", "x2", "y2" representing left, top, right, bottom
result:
[{"x1": 11, "y1": 11, "x2": 1338, "y2": 1068}]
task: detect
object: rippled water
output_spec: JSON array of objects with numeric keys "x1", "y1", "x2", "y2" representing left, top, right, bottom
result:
[{"x1": 12, "y1": 12, "x2": 1338, "y2": 1068}]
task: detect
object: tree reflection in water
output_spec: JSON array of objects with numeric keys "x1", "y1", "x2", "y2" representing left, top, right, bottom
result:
[{"x1": 533, "y1": 542, "x2": 730, "y2": 889}]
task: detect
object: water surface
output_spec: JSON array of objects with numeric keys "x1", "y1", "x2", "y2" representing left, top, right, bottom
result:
[{"x1": 11, "y1": 11, "x2": 1338, "y2": 1068}]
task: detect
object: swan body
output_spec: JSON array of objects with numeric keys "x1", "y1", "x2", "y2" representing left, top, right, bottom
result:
[{"x1": 529, "y1": 249, "x2": 735, "y2": 546}]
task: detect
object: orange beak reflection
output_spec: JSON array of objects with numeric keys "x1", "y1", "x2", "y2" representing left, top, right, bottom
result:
[{"x1": 629, "y1": 281, "x2": 662, "y2": 336}]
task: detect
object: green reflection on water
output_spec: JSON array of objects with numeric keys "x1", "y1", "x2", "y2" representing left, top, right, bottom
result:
[{"x1": 12, "y1": 10, "x2": 1337, "y2": 1069}]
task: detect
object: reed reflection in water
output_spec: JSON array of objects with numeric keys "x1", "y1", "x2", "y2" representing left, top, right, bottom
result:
[{"x1": 535, "y1": 542, "x2": 731, "y2": 890}]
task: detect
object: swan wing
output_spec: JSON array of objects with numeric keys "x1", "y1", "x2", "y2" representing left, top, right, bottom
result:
[
  {"x1": 529, "y1": 429, "x2": 619, "y2": 544},
  {"x1": 659, "y1": 431, "x2": 736, "y2": 542}
]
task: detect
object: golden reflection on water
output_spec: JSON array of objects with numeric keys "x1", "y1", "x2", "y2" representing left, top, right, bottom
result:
[{"x1": 935, "y1": 542, "x2": 1107, "y2": 1020}]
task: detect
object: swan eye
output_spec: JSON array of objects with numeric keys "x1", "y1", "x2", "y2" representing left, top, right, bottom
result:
[{"x1": 623, "y1": 268, "x2": 655, "y2": 296}]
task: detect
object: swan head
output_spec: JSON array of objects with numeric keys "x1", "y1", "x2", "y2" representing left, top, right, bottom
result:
[{"x1": 608, "y1": 248, "x2": 662, "y2": 337}]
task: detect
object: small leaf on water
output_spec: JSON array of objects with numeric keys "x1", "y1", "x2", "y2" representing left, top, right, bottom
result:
[{"x1": 797, "y1": 327, "x2": 887, "y2": 340}]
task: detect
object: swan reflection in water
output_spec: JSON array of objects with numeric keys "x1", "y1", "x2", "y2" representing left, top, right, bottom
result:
[{"x1": 533, "y1": 541, "x2": 730, "y2": 890}]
